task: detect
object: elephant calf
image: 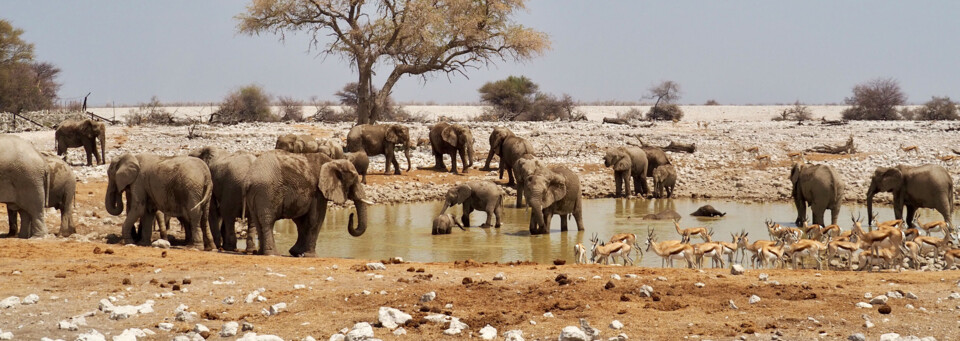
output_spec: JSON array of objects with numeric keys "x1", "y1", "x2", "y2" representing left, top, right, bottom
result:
[
  {"x1": 55, "y1": 118, "x2": 106, "y2": 166},
  {"x1": 652, "y1": 164, "x2": 677, "y2": 198},
  {"x1": 346, "y1": 124, "x2": 412, "y2": 175},
  {"x1": 41, "y1": 153, "x2": 77, "y2": 236},
  {"x1": 429, "y1": 122, "x2": 475, "y2": 174},
  {"x1": 440, "y1": 180, "x2": 506, "y2": 228},
  {"x1": 189, "y1": 146, "x2": 257, "y2": 252},
  {"x1": 603, "y1": 146, "x2": 649, "y2": 198},
  {"x1": 432, "y1": 213, "x2": 465, "y2": 235}
]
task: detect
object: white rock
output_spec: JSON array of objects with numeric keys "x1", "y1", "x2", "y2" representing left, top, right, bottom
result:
[
  {"x1": 494, "y1": 272, "x2": 505, "y2": 281},
  {"x1": 194, "y1": 324, "x2": 210, "y2": 334},
  {"x1": 870, "y1": 295, "x2": 889, "y2": 305},
  {"x1": 221, "y1": 322, "x2": 240, "y2": 337},
  {"x1": 113, "y1": 328, "x2": 147, "y2": 341},
  {"x1": 237, "y1": 333, "x2": 285, "y2": 341},
  {"x1": 638, "y1": 285, "x2": 654, "y2": 297},
  {"x1": 443, "y1": 318, "x2": 468, "y2": 335},
  {"x1": 848, "y1": 333, "x2": 866, "y2": 341},
  {"x1": 694, "y1": 282, "x2": 705, "y2": 288},
  {"x1": 59, "y1": 320, "x2": 79, "y2": 331},
  {"x1": 294, "y1": 284, "x2": 307, "y2": 290},
  {"x1": 328, "y1": 334, "x2": 345, "y2": 341},
  {"x1": 420, "y1": 291, "x2": 436, "y2": 303},
  {"x1": 543, "y1": 312, "x2": 555, "y2": 318},
  {"x1": 175, "y1": 303, "x2": 190, "y2": 314},
  {"x1": 886, "y1": 291, "x2": 903, "y2": 299},
  {"x1": 223, "y1": 296, "x2": 236, "y2": 305},
  {"x1": 625, "y1": 274, "x2": 638, "y2": 278},
  {"x1": 948, "y1": 292, "x2": 960, "y2": 300},
  {"x1": 366, "y1": 262, "x2": 386, "y2": 270},
  {"x1": 864, "y1": 292, "x2": 873, "y2": 299},
  {"x1": 731, "y1": 264, "x2": 745, "y2": 275},
  {"x1": 592, "y1": 275, "x2": 602, "y2": 280},
  {"x1": 245, "y1": 289, "x2": 264, "y2": 304},
  {"x1": 361, "y1": 290, "x2": 371, "y2": 296},
  {"x1": 176, "y1": 311, "x2": 194, "y2": 322},
  {"x1": 151, "y1": 239, "x2": 171, "y2": 248},
  {"x1": 158, "y1": 323, "x2": 174, "y2": 331},
  {"x1": 76, "y1": 330, "x2": 107, "y2": 341},
  {"x1": 864, "y1": 320, "x2": 875, "y2": 328},
  {"x1": 346, "y1": 322, "x2": 374, "y2": 341},
  {"x1": 0, "y1": 296, "x2": 20, "y2": 308},
  {"x1": 479, "y1": 325, "x2": 497, "y2": 340},
  {"x1": 392, "y1": 327, "x2": 407, "y2": 336},
  {"x1": 906, "y1": 292, "x2": 919, "y2": 299},
  {"x1": 610, "y1": 320, "x2": 624, "y2": 330},
  {"x1": 504, "y1": 330, "x2": 525, "y2": 341},
  {"x1": 558, "y1": 326, "x2": 588, "y2": 341},
  {"x1": 728, "y1": 300, "x2": 738, "y2": 310},
  {"x1": 749, "y1": 295, "x2": 761, "y2": 304},
  {"x1": 22, "y1": 294, "x2": 39, "y2": 305},
  {"x1": 879, "y1": 333, "x2": 900, "y2": 341},
  {"x1": 610, "y1": 274, "x2": 622, "y2": 281},
  {"x1": 378, "y1": 307, "x2": 412, "y2": 329},
  {"x1": 267, "y1": 302, "x2": 287, "y2": 316},
  {"x1": 0, "y1": 332, "x2": 11, "y2": 340},
  {"x1": 758, "y1": 273, "x2": 769, "y2": 281},
  {"x1": 425, "y1": 314, "x2": 452, "y2": 324},
  {"x1": 856, "y1": 302, "x2": 873, "y2": 308}
]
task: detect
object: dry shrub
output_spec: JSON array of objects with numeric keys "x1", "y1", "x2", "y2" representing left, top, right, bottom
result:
[
  {"x1": 772, "y1": 101, "x2": 813, "y2": 121},
  {"x1": 841, "y1": 78, "x2": 905, "y2": 120},
  {"x1": 616, "y1": 108, "x2": 644, "y2": 120},
  {"x1": 646, "y1": 104, "x2": 684, "y2": 121},
  {"x1": 277, "y1": 96, "x2": 304, "y2": 122},
  {"x1": 913, "y1": 96, "x2": 959, "y2": 121},
  {"x1": 125, "y1": 96, "x2": 178, "y2": 126},
  {"x1": 211, "y1": 85, "x2": 277, "y2": 124}
]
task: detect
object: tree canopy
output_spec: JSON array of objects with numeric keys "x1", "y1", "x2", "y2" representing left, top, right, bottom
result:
[
  {"x1": 236, "y1": 0, "x2": 550, "y2": 124},
  {"x1": 841, "y1": 78, "x2": 905, "y2": 120},
  {"x1": 0, "y1": 19, "x2": 60, "y2": 114}
]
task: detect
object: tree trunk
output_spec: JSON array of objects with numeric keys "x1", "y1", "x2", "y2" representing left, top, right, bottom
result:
[{"x1": 356, "y1": 68, "x2": 375, "y2": 125}]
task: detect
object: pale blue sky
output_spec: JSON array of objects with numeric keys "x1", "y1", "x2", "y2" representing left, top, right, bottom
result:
[{"x1": 2, "y1": 1, "x2": 958, "y2": 106}]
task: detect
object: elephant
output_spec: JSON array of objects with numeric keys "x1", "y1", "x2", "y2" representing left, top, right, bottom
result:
[
  {"x1": 275, "y1": 134, "x2": 319, "y2": 153},
  {"x1": 55, "y1": 118, "x2": 107, "y2": 166},
  {"x1": 244, "y1": 150, "x2": 371, "y2": 256},
  {"x1": 439, "y1": 180, "x2": 506, "y2": 228},
  {"x1": 512, "y1": 156, "x2": 545, "y2": 208},
  {"x1": 523, "y1": 165, "x2": 584, "y2": 235},
  {"x1": 0, "y1": 135, "x2": 48, "y2": 238},
  {"x1": 867, "y1": 164, "x2": 954, "y2": 228},
  {"x1": 790, "y1": 162, "x2": 844, "y2": 227},
  {"x1": 652, "y1": 164, "x2": 677, "y2": 198},
  {"x1": 428, "y1": 122, "x2": 475, "y2": 174},
  {"x1": 189, "y1": 146, "x2": 257, "y2": 252},
  {"x1": 345, "y1": 151, "x2": 370, "y2": 184},
  {"x1": 346, "y1": 124, "x2": 412, "y2": 174},
  {"x1": 498, "y1": 136, "x2": 536, "y2": 185},
  {"x1": 105, "y1": 153, "x2": 215, "y2": 249},
  {"x1": 603, "y1": 146, "x2": 649, "y2": 197},
  {"x1": 691, "y1": 205, "x2": 726, "y2": 217},
  {"x1": 432, "y1": 213, "x2": 465, "y2": 235},
  {"x1": 642, "y1": 209, "x2": 682, "y2": 220},
  {"x1": 641, "y1": 146, "x2": 671, "y2": 177},
  {"x1": 482, "y1": 127, "x2": 515, "y2": 171},
  {"x1": 40, "y1": 152, "x2": 77, "y2": 236}
]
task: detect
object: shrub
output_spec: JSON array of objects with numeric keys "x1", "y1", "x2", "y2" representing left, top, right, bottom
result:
[
  {"x1": 277, "y1": 96, "x2": 304, "y2": 122},
  {"x1": 914, "y1": 96, "x2": 959, "y2": 121},
  {"x1": 212, "y1": 85, "x2": 276, "y2": 124},
  {"x1": 478, "y1": 75, "x2": 538, "y2": 116},
  {"x1": 772, "y1": 101, "x2": 813, "y2": 121},
  {"x1": 841, "y1": 78, "x2": 905, "y2": 120},
  {"x1": 646, "y1": 104, "x2": 683, "y2": 121},
  {"x1": 333, "y1": 82, "x2": 423, "y2": 122},
  {"x1": 704, "y1": 99, "x2": 720, "y2": 106},
  {"x1": 125, "y1": 96, "x2": 178, "y2": 126},
  {"x1": 616, "y1": 108, "x2": 644, "y2": 120}
]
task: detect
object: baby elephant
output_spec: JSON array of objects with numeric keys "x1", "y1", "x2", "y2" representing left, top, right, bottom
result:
[
  {"x1": 652, "y1": 164, "x2": 677, "y2": 198},
  {"x1": 432, "y1": 213, "x2": 465, "y2": 235},
  {"x1": 440, "y1": 180, "x2": 505, "y2": 228}
]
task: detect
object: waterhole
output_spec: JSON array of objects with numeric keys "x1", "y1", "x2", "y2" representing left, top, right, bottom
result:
[{"x1": 254, "y1": 198, "x2": 957, "y2": 267}]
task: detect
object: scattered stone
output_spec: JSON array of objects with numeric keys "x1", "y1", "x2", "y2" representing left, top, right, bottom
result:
[
  {"x1": 758, "y1": 273, "x2": 769, "y2": 281},
  {"x1": 245, "y1": 289, "x2": 265, "y2": 304},
  {"x1": 76, "y1": 330, "x2": 106, "y2": 341},
  {"x1": 864, "y1": 320, "x2": 875, "y2": 329},
  {"x1": 346, "y1": 322, "x2": 374, "y2": 341},
  {"x1": 638, "y1": 285, "x2": 654, "y2": 297},
  {"x1": 906, "y1": 292, "x2": 919, "y2": 300},
  {"x1": 948, "y1": 292, "x2": 960, "y2": 300},
  {"x1": 610, "y1": 320, "x2": 624, "y2": 330},
  {"x1": 223, "y1": 296, "x2": 236, "y2": 305},
  {"x1": 479, "y1": 325, "x2": 497, "y2": 340},
  {"x1": 22, "y1": 294, "x2": 39, "y2": 305},
  {"x1": 694, "y1": 282, "x2": 705, "y2": 288},
  {"x1": 879, "y1": 333, "x2": 901, "y2": 341},
  {"x1": 625, "y1": 274, "x2": 638, "y2": 278},
  {"x1": 887, "y1": 291, "x2": 903, "y2": 299},
  {"x1": 731, "y1": 264, "x2": 745, "y2": 275},
  {"x1": 580, "y1": 319, "x2": 599, "y2": 340},
  {"x1": 728, "y1": 300, "x2": 738, "y2": 310},
  {"x1": 503, "y1": 330, "x2": 525, "y2": 341},
  {"x1": 420, "y1": 292, "x2": 436, "y2": 303},
  {"x1": 443, "y1": 318, "x2": 468, "y2": 336},
  {"x1": 59, "y1": 320, "x2": 79, "y2": 331},
  {"x1": 392, "y1": 327, "x2": 407, "y2": 336},
  {"x1": 749, "y1": 295, "x2": 761, "y2": 304},
  {"x1": 558, "y1": 326, "x2": 588, "y2": 341},
  {"x1": 543, "y1": 312, "x2": 555, "y2": 318},
  {"x1": 242, "y1": 322, "x2": 255, "y2": 332},
  {"x1": 194, "y1": 324, "x2": 210, "y2": 334},
  {"x1": 366, "y1": 263, "x2": 387, "y2": 271},
  {"x1": 856, "y1": 302, "x2": 873, "y2": 309},
  {"x1": 870, "y1": 295, "x2": 889, "y2": 305},
  {"x1": 158, "y1": 323, "x2": 174, "y2": 331},
  {"x1": 848, "y1": 333, "x2": 866, "y2": 341},
  {"x1": 221, "y1": 322, "x2": 240, "y2": 337},
  {"x1": 609, "y1": 334, "x2": 629, "y2": 341},
  {"x1": 494, "y1": 272, "x2": 505, "y2": 281},
  {"x1": 237, "y1": 333, "x2": 284, "y2": 341},
  {"x1": 0, "y1": 296, "x2": 20, "y2": 308},
  {"x1": 610, "y1": 274, "x2": 622, "y2": 281},
  {"x1": 264, "y1": 302, "x2": 287, "y2": 316},
  {"x1": 878, "y1": 305, "x2": 892, "y2": 314},
  {"x1": 378, "y1": 307, "x2": 412, "y2": 329},
  {"x1": 656, "y1": 276, "x2": 667, "y2": 281},
  {"x1": 328, "y1": 335, "x2": 346, "y2": 341},
  {"x1": 604, "y1": 281, "x2": 616, "y2": 290},
  {"x1": 0, "y1": 332, "x2": 11, "y2": 341},
  {"x1": 151, "y1": 239, "x2": 171, "y2": 248},
  {"x1": 294, "y1": 284, "x2": 306, "y2": 290}
]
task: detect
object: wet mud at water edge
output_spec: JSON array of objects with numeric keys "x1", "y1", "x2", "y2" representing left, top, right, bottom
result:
[{"x1": 255, "y1": 198, "x2": 960, "y2": 267}]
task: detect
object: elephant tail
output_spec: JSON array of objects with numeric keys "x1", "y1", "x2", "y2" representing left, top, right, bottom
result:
[
  {"x1": 43, "y1": 167, "x2": 50, "y2": 207},
  {"x1": 192, "y1": 179, "x2": 214, "y2": 213}
]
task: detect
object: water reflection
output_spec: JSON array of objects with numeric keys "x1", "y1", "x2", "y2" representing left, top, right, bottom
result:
[{"x1": 249, "y1": 198, "x2": 958, "y2": 267}]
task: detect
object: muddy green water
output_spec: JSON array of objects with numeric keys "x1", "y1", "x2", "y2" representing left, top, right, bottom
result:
[{"x1": 255, "y1": 199, "x2": 958, "y2": 267}]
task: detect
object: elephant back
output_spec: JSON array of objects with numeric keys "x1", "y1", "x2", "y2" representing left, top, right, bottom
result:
[
  {"x1": 0, "y1": 136, "x2": 47, "y2": 203},
  {"x1": 548, "y1": 165, "x2": 581, "y2": 210}
]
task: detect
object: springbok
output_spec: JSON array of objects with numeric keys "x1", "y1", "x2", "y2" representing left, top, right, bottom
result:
[
  {"x1": 674, "y1": 219, "x2": 711, "y2": 243},
  {"x1": 784, "y1": 239, "x2": 827, "y2": 270},
  {"x1": 918, "y1": 220, "x2": 948, "y2": 236},
  {"x1": 590, "y1": 234, "x2": 634, "y2": 266},
  {"x1": 609, "y1": 232, "x2": 643, "y2": 260},
  {"x1": 899, "y1": 143, "x2": 919, "y2": 154},
  {"x1": 787, "y1": 151, "x2": 805, "y2": 162},
  {"x1": 645, "y1": 229, "x2": 695, "y2": 268},
  {"x1": 574, "y1": 242, "x2": 587, "y2": 264},
  {"x1": 943, "y1": 249, "x2": 960, "y2": 270},
  {"x1": 693, "y1": 242, "x2": 726, "y2": 269}
]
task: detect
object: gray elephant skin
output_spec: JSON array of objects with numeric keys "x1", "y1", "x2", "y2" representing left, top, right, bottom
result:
[
  {"x1": 641, "y1": 146, "x2": 671, "y2": 177},
  {"x1": 523, "y1": 165, "x2": 584, "y2": 235},
  {"x1": 41, "y1": 152, "x2": 77, "y2": 236},
  {"x1": 55, "y1": 118, "x2": 106, "y2": 166},
  {"x1": 482, "y1": 127, "x2": 515, "y2": 171},
  {"x1": 866, "y1": 164, "x2": 953, "y2": 228},
  {"x1": 603, "y1": 146, "x2": 649, "y2": 197},
  {"x1": 346, "y1": 124, "x2": 412, "y2": 174},
  {"x1": 440, "y1": 180, "x2": 505, "y2": 228},
  {"x1": 691, "y1": 205, "x2": 726, "y2": 217},
  {"x1": 276, "y1": 134, "x2": 345, "y2": 158},
  {"x1": 1, "y1": 135, "x2": 48, "y2": 238},
  {"x1": 652, "y1": 164, "x2": 677, "y2": 198},
  {"x1": 498, "y1": 135, "x2": 535, "y2": 185},
  {"x1": 105, "y1": 153, "x2": 215, "y2": 249},
  {"x1": 791, "y1": 163, "x2": 844, "y2": 227},
  {"x1": 244, "y1": 150, "x2": 370, "y2": 257},
  {"x1": 643, "y1": 209, "x2": 682, "y2": 220},
  {"x1": 189, "y1": 146, "x2": 257, "y2": 252},
  {"x1": 429, "y1": 122, "x2": 475, "y2": 174},
  {"x1": 432, "y1": 213, "x2": 465, "y2": 235},
  {"x1": 345, "y1": 151, "x2": 370, "y2": 184},
  {"x1": 512, "y1": 156, "x2": 544, "y2": 208}
]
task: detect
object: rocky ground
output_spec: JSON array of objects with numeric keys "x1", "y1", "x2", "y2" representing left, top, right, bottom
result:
[{"x1": 0, "y1": 239, "x2": 956, "y2": 341}]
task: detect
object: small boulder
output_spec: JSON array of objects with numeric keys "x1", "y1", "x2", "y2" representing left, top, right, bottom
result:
[
  {"x1": 151, "y1": 239, "x2": 171, "y2": 249},
  {"x1": 728, "y1": 300, "x2": 738, "y2": 310},
  {"x1": 0, "y1": 296, "x2": 20, "y2": 309},
  {"x1": 879, "y1": 333, "x2": 901, "y2": 341},
  {"x1": 504, "y1": 330, "x2": 525, "y2": 341},
  {"x1": 749, "y1": 295, "x2": 761, "y2": 304},
  {"x1": 610, "y1": 320, "x2": 624, "y2": 330},
  {"x1": 731, "y1": 264, "x2": 745, "y2": 275},
  {"x1": 221, "y1": 322, "x2": 239, "y2": 337},
  {"x1": 22, "y1": 294, "x2": 39, "y2": 305},
  {"x1": 345, "y1": 322, "x2": 374, "y2": 341},
  {"x1": 443, "y1": 318, "x2": 468, "y2": 336},
  {"x1": 366, "y1": 263, "x2": 386, "y2": 271},
  {"x1": 420, "y1": 292, "x2": 436, "y2": 303},
  {"x1": 392, "y1": 328, "x2": 407, "y2": 336},
  {"x1": 494, "y1": 272, "x2": 505, "y2": 281},
  {"x1": 377, "y1": 307, "x2": 412, "y2": 329},
  {"x1": 856, "y1": 302, "x2": 873, "y2": 309},
  {"x1": 848, "y1": 334, "x2": 866, "y2": 341},
  {"x1": 870, "y1": 295, "x2": 889, "y2": 305},
  {"x1": 758, "y1": 273, "x2": 769, "y2": 281},
  {"x1": 558, "y1": 326, "x2": 588, "y2": 341},
  {"x1": 479, "y1": 325, "x2": 497, "y2": 340}
]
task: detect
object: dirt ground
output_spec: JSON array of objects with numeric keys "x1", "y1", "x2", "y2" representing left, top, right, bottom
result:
[{"x1": 0, "y1": 239, "x2": 956, "y2": 340}]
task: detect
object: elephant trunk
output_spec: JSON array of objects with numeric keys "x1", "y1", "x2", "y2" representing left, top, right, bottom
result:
[
  {"x1": 404, "y1": 142, "x2": 412, "y2": 172},
  {"x1": 866, "y1": 185, "x2": 876, "y2": 226},
  {"x1": 467, "y1": 142, "x2": 475, "y2": 167},
  {"x1": 347, "y1": 197, "x2": 369, "y2": 237},
  {"x1": 99, "y1": 129, "x2": 106, "y2": 164},
  {"x1": 440, "y1": 201, "x2": 451, "y2": 215},
  {"x1": 105, "y1": 182, "x2": 124, "y2": 216},
  {"x1": 529, "y1": 200, "x2": 546, "y2": 234}
]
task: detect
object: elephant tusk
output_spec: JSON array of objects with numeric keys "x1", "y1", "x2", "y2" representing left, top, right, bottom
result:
[{"x1": 360, "y1": 199, "x2": 375, "y2": 205}]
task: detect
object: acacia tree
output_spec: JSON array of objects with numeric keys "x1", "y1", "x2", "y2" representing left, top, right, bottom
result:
[
  {"x1": 0, "y1": 19, "x2": 60, "y2": 113},
  {"x1": 647, "y1": 80, "x2": 681, "y2": 108},
  {"x1": 237, "y1": 0, "x2": 550, "y2": 124},
  {"x1": 841, "y1": 78, "x2": 905, "y2": 120}
]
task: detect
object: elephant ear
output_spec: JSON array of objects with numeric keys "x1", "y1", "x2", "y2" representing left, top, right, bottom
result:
[
  {"x1": 880, "y1": 167, "x2": 904, "y2": 192},
  {"x1": 789, "y1": 163, "x2": 803, "y2": 184},
  {"x1": 115, "y1": 157, "x2": 140, "y2": 191},
  {"x1": 386, "y1": 126, "x2": 401, "y2": 144},
  {"x1": 319, "y1": 160, "x2": 360, "y2": 204},
  {"x1": 441, "y1": 126, "x2": 458, "y2": 146},
  {"x1": 455, "y1": 184, "x2": 472, "y2": 203},
  {"x1": 81, "y1": 120, "x2": 97, "y2": 137},
  {"x1": 543, "y1": 174, "x2": 567, "y2": 206},
  {"x1": 614, "y1": 155, "x2": 631, "y2": 172},
  {"x1": 491, "y1": 135, "x2": 505, "y2": 152}
]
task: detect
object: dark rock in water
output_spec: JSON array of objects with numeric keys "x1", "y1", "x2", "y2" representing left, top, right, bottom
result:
[
  {"x1": 691, "y1": 205, "x2": 726, "y2": 217},
  {"x1": 642, "y1": 209, "x2": 682, "y2": 220}
]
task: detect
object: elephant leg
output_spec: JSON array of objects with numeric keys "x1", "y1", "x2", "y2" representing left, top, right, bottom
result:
[
  {"x1": 121, "y1": 205, "x2": 145, "y2": 245},
  {"x1": 138, "y1": 210, "x2": 158, "y2": 246},
  {"x1": 574, "y1": 199, "x2": 585, "y2": 231},
  {"x1": 811, "y1": 203, "x2": 827, "y2": 227},
  {"x1": 794, "y1": 197, "x2": 807, "y2": 227},
  {"x1": 830, "y1": 204, "x2": 840, "y2": 226},
  {"x1": 433, "y1": 152, "x2": 446, "y2": 171},
  {"x1": 5, "y1": 208, "x2": 18, "y2": 238},
  {"x1": 449, "y1": 152, "x2": 459, "y2": 174},
  {"x1": 459, "y1": 149, "x2": 469, "y2": 173},
  {"x1": 516, "y1": 184, "x2": 525, "y2": 208},
  {"x1": 506, "y1": 166, "x2": 516, "y2": 186},
  {"x1": 199, "y1": 207, "x2": 216, "y2": 251},
  {"x1": 254, "y1": 212, "x2": 278, "y2": 256},
  {"x1": 289, "y1": 215, "x2": 310, "y2": 257},
  {"x1": 614, "y1": 172, "x2": 624, "y2": 197},
  {"x1": 221, "y1": 212, "x2": 239, "y2": 252},
  {"x1": 209, "y1": 203, "x2": 223, "y2": 249},
  {"x1": 637, "y1": 175, "x2": 650, "y2": 197},
  {"x1": 492, "y1": 202, "x2": 502, "y2": 228},
  {"x1": 461, "y1": 204, "x2": 473, "y2": 227},
  {"x1": 291, "y1": 200, "x2": 325, "y2": 257},
  {"x1": 244, "y1": 216, "x2": 257, "y2": 254},
  {"x1": 59, "y1": 205, "x2": 75, "y2": 237},
  {"x1": 481, "y1": 206, "x2": 495, "y2": 228},
  {"x1": 560, "y1": 213, "x2": 569, "y2": 232},
  {"x1": 905, "y1": 206, "x2": 918, "y2": 229},
  {"x1": 935, "y1": 204, "x2": 952, "y2": 233},
  {"x1": 82, "y1": 142, "x2": 94, "y2": 166},
  {"x1": 543, "y1": 211, "x2": 554, "y2": 234}
]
